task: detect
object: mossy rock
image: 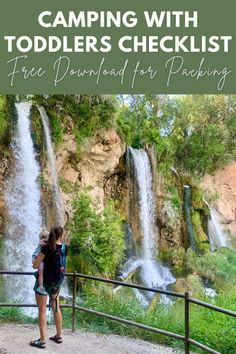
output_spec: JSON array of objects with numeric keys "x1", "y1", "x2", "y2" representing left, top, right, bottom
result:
[
  {"x1": 173, "y1": 274, "x2": 204, "y2": 298},
  {"x1": 191, "y1": 185, "x2": 204, "y2": 210},
  {"x1": 199, "y1": 242, "x2": 211, "y2": 252},
  {"x1": 173, "y1": 277, "x2": 188, "y2": 294},
  {"x1": 30, "y1": 105, "x2": 44, "y2": 152},
  {"x1": 192, "y1": 210, "x2": 209, "y2": 246},
  {"x1": 186, "y1": 274, "x2": 204, "y2": 297},
  {"x1": 146, "y1": 293, "x2": 160, "y2": 314},
  {"x1": 0, "y1": 95, "x2": 16, "y2": 147},
  {"x1": 159, "y1": 248, "x2": 186, "y2": 276}
]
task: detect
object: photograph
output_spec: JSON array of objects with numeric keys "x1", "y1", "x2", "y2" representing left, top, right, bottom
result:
[
  {"x1": 0, "y1": 94, "x2": 235, "y2": 353},
  {"x1": 0, "y1": 1, "x2": 235, "y2": 353}
]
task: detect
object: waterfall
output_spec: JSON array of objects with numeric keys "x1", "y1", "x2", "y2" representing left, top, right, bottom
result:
[
  {"x1": 37, "y1": 106, "x2": 64, "y2": 226},
  {"x1": 124, "y1": 147, "x2": 175, "y2": 303},
  {"x1": 37, "y1": 106, "x2": 70, "y2": 299},
  {"x1": 3, "y1": 102, "x2": 42, "y2": 312},
  {"x1": 204, "y1": 200, "x2": 227, "y2": 251},
  {"x1": 129, "y1": 148, "x2": 158, "y2": 260},
  {"x1": 184, "y1": 186, "x2": 197, "y2": 250}
]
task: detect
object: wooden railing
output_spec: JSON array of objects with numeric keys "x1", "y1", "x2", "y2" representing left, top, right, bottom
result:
[{"x1": 0, "y1": 270, "x2": 235, "y2": 354}]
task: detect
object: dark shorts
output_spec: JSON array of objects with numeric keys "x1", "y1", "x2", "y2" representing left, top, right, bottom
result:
[{"x1": 33, "y1": 279, "x2": 61, "y2": 296}]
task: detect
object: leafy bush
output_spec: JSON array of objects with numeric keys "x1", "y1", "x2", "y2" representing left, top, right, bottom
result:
[
  {"x1": 186, "y1": 248, "x2": 236, "y2": 290},
  {"x1": 69, "y1": 192, "x2": 125, "y2": 277},
  {"x1": 0, "y1": 95, "x2": 10, "y2": 146},
  {"x1": 32, "y1": 95, "x2": 118, "y2": 150},
  {"x1": 117, "y1": 94, "x2": 236, "y2": 176}
]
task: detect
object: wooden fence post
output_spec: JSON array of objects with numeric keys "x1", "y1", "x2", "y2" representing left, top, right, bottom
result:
[
  {"x1": 72, "y1": 271, "x2": 77, "y2": 332},
  {"x1": 185, "y1": 291, "x2": 190, "y2": 354}
]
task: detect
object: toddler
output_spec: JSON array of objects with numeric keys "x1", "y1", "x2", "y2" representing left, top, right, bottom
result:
[{"x1": 32, "y1": 228, "x2": 49, "y2": 295}]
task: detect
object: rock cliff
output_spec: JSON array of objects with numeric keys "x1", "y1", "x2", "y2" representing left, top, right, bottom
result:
[
  {"x1": 52, "y1": 127, "x2": 126, "y2": 225},
  {"x1": 1, "y1": 105, "x2": 234, "y2": 255},
  {"x1": 201, "y1": 161, "x2": 236, "y2": 242}
]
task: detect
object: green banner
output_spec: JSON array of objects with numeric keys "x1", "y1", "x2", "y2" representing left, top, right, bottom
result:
[{"x1": 0, "y1": 0, "x2": 235, "y2": 93}]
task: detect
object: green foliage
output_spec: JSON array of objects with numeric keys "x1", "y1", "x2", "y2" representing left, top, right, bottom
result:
[
  {"x1": 162, "y1": 184, "x2": 182, "y2": 227},
  {"x1": 186, "y1": 248, "x2": 236, "y2": 291},
  {"x1": 191, "y1": 184, "x2": 205, "y2": 210},
  {"x1": 59, "y1": 178, "x2": 76, "y2": 194},
  {"x1": 189, "y1": 289, "x2": 236, "y2": 354},
  {"x1": 0, "y1": 95, "x2": 10, "y2": 146},
  {"x1": 116, "y1": 106, "x2": 146, "y2": 148},
  {"x1": 0, "y1": 306, "x2": 34, "y2": 324},
  {"x1": 191, "y1": 210, "x2": 209, "y2": 248},
  {"x1": 116, "y1": 95, "x2": 175, "y2": 173},
  {"x1": 69, "y1": 192, "x2": 125, "y2": 277},
  {"x1": 167, "y1": 185, "x2": 181, "y2": 212},
  {"x1": 30, "y1": 105, "x2": 43, "y2": 148},
  {"x1": 61, "y1": 280, "x2": 236, "y2": 354},
  {"x1": 164, "y1": 95, "x2": 236, "y2": 175},
  {"x1": 161, "y1": 247, "x2": 236, "y2": 292},
  {"x1": 159, "y1": 248, "x2": 186, "y2": 276},
  {"x1": 32, "y1": 95, "x2": 118, "y2": 151},
  {"x1": 117, "y1": 94, "x2": 236, "y2": 176},
  {"x1": 38, "y1": 173, "x2": 44, "y2": 186},
  {"x1": 49, "y1": 112, "x2": 64, "y2": 144}
]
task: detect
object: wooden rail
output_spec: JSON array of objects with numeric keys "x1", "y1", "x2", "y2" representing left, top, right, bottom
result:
[{"x1": 0, "y1": 270, "x2": 235, "y2": 354}]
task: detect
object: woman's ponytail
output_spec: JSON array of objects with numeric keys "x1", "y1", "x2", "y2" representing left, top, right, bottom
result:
[
  {"x1": 48, "y1": 226, "x2": 64, "y2": 252},
  {"x1": 48, "y1": 227, "x2": 57, "y2": 252}
]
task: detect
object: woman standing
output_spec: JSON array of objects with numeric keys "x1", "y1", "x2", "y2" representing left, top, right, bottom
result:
[{"x1": 30, "y1": 226, "x2": 68, "y2": 349}]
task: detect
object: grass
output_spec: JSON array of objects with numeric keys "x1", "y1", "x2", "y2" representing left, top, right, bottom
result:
[
  {"x1": 186, "y1": 247, "x2": 236, "y2": 291},
  {"x1": 60, "y1": 282, "x2": 236, "y2": 354},
  {"x1": 0, "y1": 284, "x2": 235, "y2": 354},
  {"x1": 0, "y1": 306, "x2": 36, "y2": 324}
]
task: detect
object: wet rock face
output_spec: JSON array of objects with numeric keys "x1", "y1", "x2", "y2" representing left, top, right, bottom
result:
[
  {"x1": 0, "y1": 154, "x2": 11, "y2": 238},
  {"x1": 154, "y1": 172, "x2": 189, "y2": 251},
  {"x1": 104, "y1": 155, "x2": 128, "y2": 216},
  {"x1": 42, "y1": 128, "x2": 127, "y2": 226},
  {"x1": 126, "y1": 168, "x2": 142, "y2": 246},
  {"x1": 79, "y1": 129, "x2": 126, "y2": 205},
  {"x1": 123, "y1": 148, "x2": 144, "y2": 247},
  {"x1": 201, "y1": 161, "x2": 236, "y2": 239}
]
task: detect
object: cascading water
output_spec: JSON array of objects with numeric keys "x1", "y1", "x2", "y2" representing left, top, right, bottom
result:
[
  {"x1": 38, "y1": 106, "x2": 70, "y2": 299},
  {"x1": 184, "y1": 185, "x2": 197, "y2": 250},
  {"x1": 38, "y1": 106, "x2": 64, "y2": 226},
  {"x1": 3, "y1": 102, "x2": 42, "y2": 313},
  {"x1": 124, "y1": 147, "x2": 175, "y2": 303},
  {"x1": 204, "y1": 200, "x2": 227, "y2": 251}
]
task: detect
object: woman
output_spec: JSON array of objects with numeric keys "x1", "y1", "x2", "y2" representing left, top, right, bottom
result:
[{"x1": 30, "y1": 226, "x2": 68, "y2": 349}]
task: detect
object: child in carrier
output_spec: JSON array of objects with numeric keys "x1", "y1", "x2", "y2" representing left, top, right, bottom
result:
[{"x1": 32, "y1": 228, "x2": 49, "y2": 296}]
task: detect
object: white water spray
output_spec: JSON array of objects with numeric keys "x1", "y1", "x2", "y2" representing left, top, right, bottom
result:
[
  {"x1": 204, "y1": 200, "x2": 227, "y2": 251},
  {"x1": 3, "y1": 103, "x2": 42, "y2": 313},
  {"x1": 38, "y1": 106, "x2": 64, "y2": 226},
  {"x1": 124, "y1": 148, "x2": 175, "y2": 303}
]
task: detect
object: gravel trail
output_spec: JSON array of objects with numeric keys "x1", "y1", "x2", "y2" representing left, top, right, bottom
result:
[{"x1": 0, "y1": 324, "x2": 183, "y2": 354}]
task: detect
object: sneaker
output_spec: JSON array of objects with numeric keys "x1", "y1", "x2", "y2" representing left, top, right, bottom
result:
[{"x1": 36, "y1": 286, "x2": 47, "y2": 296}]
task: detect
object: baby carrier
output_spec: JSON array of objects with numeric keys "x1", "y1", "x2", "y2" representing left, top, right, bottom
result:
[{"x1": 44, "y1": 244, "x2": 66, "y2": 312}]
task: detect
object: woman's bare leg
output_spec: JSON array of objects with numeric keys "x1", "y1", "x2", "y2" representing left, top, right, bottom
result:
[
  {"x1": 35, "y1": 293, "x2": 47, "y2": 342},
  {"x1": 50, "y1": 294, "x2": 62, "y2": 338}
]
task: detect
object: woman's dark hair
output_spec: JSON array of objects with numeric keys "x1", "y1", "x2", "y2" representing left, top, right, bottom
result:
[{"x1": 48, "y1": 226, "x2": 63, "y2": 252}]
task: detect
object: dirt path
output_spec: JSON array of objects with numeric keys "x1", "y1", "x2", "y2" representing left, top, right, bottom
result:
[{"x1": 0, "y1": 324, "x2": 182, "y2": 354}]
